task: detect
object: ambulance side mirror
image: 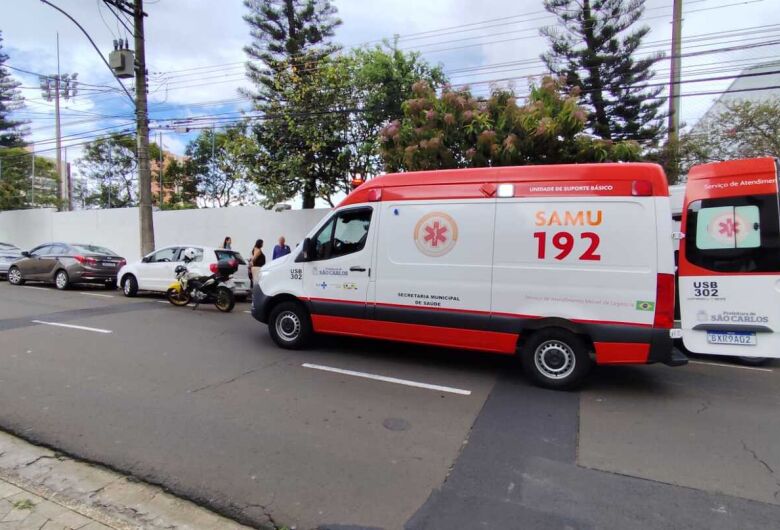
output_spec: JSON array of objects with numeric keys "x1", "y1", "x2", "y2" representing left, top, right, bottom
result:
[{"x1": 297, "y1": 237, "x2": 314, "y2": 262}]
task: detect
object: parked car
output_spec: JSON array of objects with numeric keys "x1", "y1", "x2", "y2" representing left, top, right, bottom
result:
[
  {"x1": 0, "y1": 242, "x2": 22, "y2": 279},
  {"x1": 118, "y1": 245, "x2": 250, "y2": 299},
  {"x1": 7, "y1": 243, "x2": 126, "y2": 290}
]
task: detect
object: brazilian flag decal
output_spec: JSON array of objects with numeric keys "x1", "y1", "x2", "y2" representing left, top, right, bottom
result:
[{"x1": 636, "y1": 300, "x2": 655, "y2": 311}]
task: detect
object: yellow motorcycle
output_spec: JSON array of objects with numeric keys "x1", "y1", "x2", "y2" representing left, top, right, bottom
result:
[{"x1": 167, "y1": 261, "x2": 237, "y2": 312}]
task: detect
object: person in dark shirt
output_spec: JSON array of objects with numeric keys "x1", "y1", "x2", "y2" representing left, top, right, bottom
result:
[
  {"x1": 272, "y1": 236, "x2": 291, "y2": 260},
  {"x1": 248, "y1": 239, "x2": 265, "y2": 287}
]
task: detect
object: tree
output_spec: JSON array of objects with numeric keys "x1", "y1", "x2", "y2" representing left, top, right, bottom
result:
[
  {"x1": 186, "y1": 124, "x2": 259, "y2": 207},
  {"x1": 243, "y1": 0, "x2": 343, "y2": 208},
  {"x1": 162, "y1": 158, "x2": 198, "y2": 209},
  {"x1": 379, "y1": 76, "x2": 640, "y2": 172},
  {"x1": 334, "y1": 43, "x2": 446, "y2": 180},
  {"x1": 0, "y1": 148, "x2": 60, "y2": 210},
  {"x1": 676, "y1": 98, "x2": 780, "y2": 176},
  {"x1": 76, "y1": 133, "x2": 162, "y2": 208},
  {"x1": 0, "y1": 30, "x2": 26, "y2": 148},
  {"x1": 541, "y1": 0, "x2": 665, "y2": 147}
]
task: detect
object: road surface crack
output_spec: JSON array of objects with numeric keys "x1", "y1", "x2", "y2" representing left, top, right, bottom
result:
[
  {"x1": 188, "y1": 360, "x2": 280, "y2": 394},
  {"x1": 18, "y1": 454, "x2": 61, "y2": 468},
  {"x1": 741, "y1": 440, "x2": 780, "y2": 500}
]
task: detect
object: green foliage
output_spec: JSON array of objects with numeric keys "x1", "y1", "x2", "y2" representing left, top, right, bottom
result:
[
  {"x1": 676, "y1": 98, "x2": 780, "y2": 177},
  {"x1": 77, "y1": 133, "x2": 139, "y2": 208},
  {"x1": 332, "y1": 43, "x2": 446, "y2": 180},
  {"x1": 186, "y1": 124, "x2": 259, "y2": 207},
  {"x1": 0, "y1": 30, "x2": 26, "y2": 148},
  {"x1": 162, "y1": 158, "x2": 198, "y2": 209},
  {"x1": 243, "y1": 0, "x2": 344, "y2": 208},
  {"x1": 0, "y1": 147, "x2": 60, "y2": 210},
  {"x1": 379, "y1": 76, "x2": 640, "y2": 172},
  {"x1": 541, "y1": 0, "x2": 666, "y2": 146}
]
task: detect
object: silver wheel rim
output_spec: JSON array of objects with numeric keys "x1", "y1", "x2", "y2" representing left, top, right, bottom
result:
[
  {"x1": 123, "y1": 279, "x2": 132, "y2": 295},
  {"x1": 534, "y1": 340, "x2": 576, "y2": 380},
  {"x1": 8, "y1": 268, "x2": 21, "y2": 284},
  {"x1": 56, "y1": 272, "x2": 67, "y2": 289},
  {"x1": 275, "y1": 310, "x2": 301, "y2": 342}
]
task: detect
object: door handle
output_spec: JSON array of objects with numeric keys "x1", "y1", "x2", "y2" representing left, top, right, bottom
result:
[{"x1": 349, "y1": 266, "x2": 366, "y2": 272}]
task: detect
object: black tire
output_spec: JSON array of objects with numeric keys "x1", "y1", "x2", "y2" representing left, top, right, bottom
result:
[
  {"x1": 166, "y1": 287, "x2": 190, "y2": 306},
  {"x1": 105, "y1": 279, "x2": 117, "y2": 290},
  {"x1": 122, "y1": 275, "x2": 138, "y2": 297},
  {"x1": 54, "y1": 269, "x2": 70, "y2": 290},
  {"x1": 214, "y1": 286, "x2": 235, "y2": 312},
  {"x1": 268, "y1": 300, "x2": 312, "y2": 349},
  {"x1": 521, "y1": 328, "x2": 592, "y2": 389},
  {"x1": 7, "y1": 266, "x2": 24, "y2": 285},
  {"x1": 736, "y1": 356, "x2": 770, "y2": 367}
]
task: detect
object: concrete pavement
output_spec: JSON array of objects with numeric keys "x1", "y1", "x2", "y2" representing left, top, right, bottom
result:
[
  {"x1": 0, "y1": 430, "x2": 252, "y2": 530},
  {"x1": 0, "y1": 281, "x2": 779, "y2": 529}
]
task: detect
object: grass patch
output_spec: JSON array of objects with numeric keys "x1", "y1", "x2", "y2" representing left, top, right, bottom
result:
[{"x1": 13, "y1": 498, "x2": 35, "y2": 510}]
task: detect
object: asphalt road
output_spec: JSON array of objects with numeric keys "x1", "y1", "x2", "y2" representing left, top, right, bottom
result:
[{"x1": 0, "y1": 281, "x2": 778, "y2": 529}]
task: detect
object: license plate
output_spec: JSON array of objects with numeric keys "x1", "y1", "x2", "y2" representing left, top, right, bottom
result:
[
  {"x1": 102, "y1": 261, "x2": 116, "y2": 267},
  {"x1": 707, "y1": 331, "x2": 757, "y2": 345}
]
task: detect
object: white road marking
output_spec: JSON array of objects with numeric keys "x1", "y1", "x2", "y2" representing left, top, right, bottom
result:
[
  {"x1": 80, "y1": 292, "x2": 115, "y2": 298},
  {"x1": 243, "y1": 310, "x2": 251, "y2": 314},
  {"x1": 22, "y1": 286, "x2": 48, "y2": 291},
  {"x1": 156, "y1": 300, "x2": 169, "y2": 304},
  {"x1": 31, "y1": 320, "x2": 113, "y2": 334},
  {"x1": 688, "y1": 360, "x2": 773, "y2": 372},
  {"x1": 302, "y1": 363, "x2": 472, "y2": 395}
]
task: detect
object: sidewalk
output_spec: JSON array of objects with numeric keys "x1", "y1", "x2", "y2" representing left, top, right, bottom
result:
[{"x1": 0, "y1": 430, "x2": 256, "y2": 530}]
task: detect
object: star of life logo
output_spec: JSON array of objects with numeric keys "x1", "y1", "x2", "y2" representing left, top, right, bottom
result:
[
  {"x1": 709, "y1": 212, "x2": 747, "y2": 244},
  {"x1": 414, "y1": 212, "x2": 458, "y2": 257}
]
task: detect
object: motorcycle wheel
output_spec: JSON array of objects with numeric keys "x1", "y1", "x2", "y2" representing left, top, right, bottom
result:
[
  {"x1": 215, "y1": 286, "x2": 235, "y2": 312},
  {"x1": 167, "y1": 287, "x2": 190, "y2": 306}
]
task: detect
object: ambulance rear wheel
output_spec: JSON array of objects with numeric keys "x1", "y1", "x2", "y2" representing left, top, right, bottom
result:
[
  {"x1": 522, "y1": 328, "x2": 591, "y2": 389},
  {"x1": 269, "y1": 301, "x2": 312, "y2": 350}
]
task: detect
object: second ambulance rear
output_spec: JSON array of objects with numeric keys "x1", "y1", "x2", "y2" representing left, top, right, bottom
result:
[{"x1": 252, "y1": 163, "x2": 683, "y2": 388}]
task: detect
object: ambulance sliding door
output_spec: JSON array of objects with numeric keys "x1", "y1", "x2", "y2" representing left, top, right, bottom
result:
[{"x1": 373, "y1": 199, "x2": 495, "y2": 328}]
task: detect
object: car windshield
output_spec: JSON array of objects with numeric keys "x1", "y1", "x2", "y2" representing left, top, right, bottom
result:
[
  {"x1": 69, "y1": 244, "x2": 118, "y2": 256},
  {"x1": 215, "y1": 249, "x2": 246, "y2": 265}
]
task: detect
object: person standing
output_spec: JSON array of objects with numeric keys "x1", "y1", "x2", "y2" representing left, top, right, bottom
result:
[
  {"x1": 272, "y1": 236, "x2": 291, "y2": 260},
  {"x1": 222, "y1": 236, "x2": 232, "y2": 249},
  {"x1": 249, "y1": 239, "x2": 265, "y2": 287}
]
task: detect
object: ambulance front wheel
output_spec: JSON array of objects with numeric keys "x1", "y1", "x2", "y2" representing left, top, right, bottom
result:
[
  {"x1": 269, "y1": 301, "x2": 312, "y2": 349},
  {"x1": 521, "y1": 328, "x2": 592, "y2": 389}
]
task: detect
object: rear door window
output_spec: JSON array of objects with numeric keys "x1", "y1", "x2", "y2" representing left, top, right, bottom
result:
[
  {"x1": 686, "y1": 194, "x2": 780, "y2": 272},
  {"x1": 215, "y1": 250, "x2": 246, "y2": 264}
]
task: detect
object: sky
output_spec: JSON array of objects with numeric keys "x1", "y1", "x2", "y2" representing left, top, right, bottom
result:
[{"x1": 3, "y1": 0, "x2": 780, "y2": 200}]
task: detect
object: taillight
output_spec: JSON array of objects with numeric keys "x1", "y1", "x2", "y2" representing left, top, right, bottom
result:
[
  {"x1": 118, "y1": 259, "x2": 126, "y2": 268},
  {"x1": 74, "y1": 255, "x2": 97, "y2": 266},
  {"x1": 209, "y1": 263, "x2": 218, "y2": 274},
  {"x1": 654, "y1": 273, "x2": 675, "y2": 328}
]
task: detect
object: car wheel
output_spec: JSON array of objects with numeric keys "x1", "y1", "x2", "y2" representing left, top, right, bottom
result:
[
  {"x1": 268, "y1": 301, "x2": 312, "y2": 349},
  {"x1": 54, "y1": 270, "x2": 70, "y2": 290},
  {"x1": 521, "y1": 328, "x2": 592, "y2": 389},
  {"x1": 122, "y1": 275, "x2": 138, "y2": 297},
  {"x1": 7, "y1": 266, "x2": 24, "y2": 285}
]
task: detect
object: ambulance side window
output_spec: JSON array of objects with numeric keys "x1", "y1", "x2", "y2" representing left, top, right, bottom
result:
[
  {"x1": 311, "y1": 207, "x2": 373, "y2": 261},
  {"x1": 686, "y1": 194, "x2": 780, "y2": 272}
]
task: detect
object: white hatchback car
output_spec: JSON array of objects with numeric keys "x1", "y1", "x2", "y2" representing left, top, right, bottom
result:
[{"x1": 118, "y1": 245, "x2": 251, "y2": 298}]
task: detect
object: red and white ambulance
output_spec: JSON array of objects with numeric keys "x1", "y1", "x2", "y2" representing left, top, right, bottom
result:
[
  {"x1": 251, "y1": 163, "x2": 686, "y2": 388},
  {"x1": 676, "y1": 157, "x2": 780, "y2": 362}
]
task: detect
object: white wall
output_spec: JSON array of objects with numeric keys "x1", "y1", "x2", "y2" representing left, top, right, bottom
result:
[{"x1": 0, "y1": 206, "x2": 330, "y2": 262}]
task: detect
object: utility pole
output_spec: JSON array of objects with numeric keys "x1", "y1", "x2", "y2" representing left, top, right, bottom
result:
[
  {"x1": 131, "y1": 0, "x2": 155, "y2": 254},
  {"x1": 158, "y1": 130, "x2": 163, "y2": 208},
  {"x1": 54, "y1": 33, "x2": 63, "y2": 208},
  {"x1": 667, "y1": 0, "x2": 683, "y2": 180},
  {"x1": 30, "y1": 143, "x2": 35, "y2": 207}
]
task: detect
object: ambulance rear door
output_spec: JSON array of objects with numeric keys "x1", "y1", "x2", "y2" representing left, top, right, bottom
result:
[{"x1": 679, "y1": 158, "x2": 780, "y2": 358}]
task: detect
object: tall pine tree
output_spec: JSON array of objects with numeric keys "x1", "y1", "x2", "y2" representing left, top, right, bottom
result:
[
  {"x1": 0, "y1": 30, "x2": 26, "y2": 148},
  {"x1": 541, "y1": 0, "x2": 666, "y2": 147},
  {"x1": 243, "y1": 0, "x2": 344, "y2": 208}
]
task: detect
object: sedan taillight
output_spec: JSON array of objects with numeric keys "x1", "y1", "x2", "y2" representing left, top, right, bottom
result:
[{"x1": 74, "y1": 255, "x2": 98, "y2": 266}]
